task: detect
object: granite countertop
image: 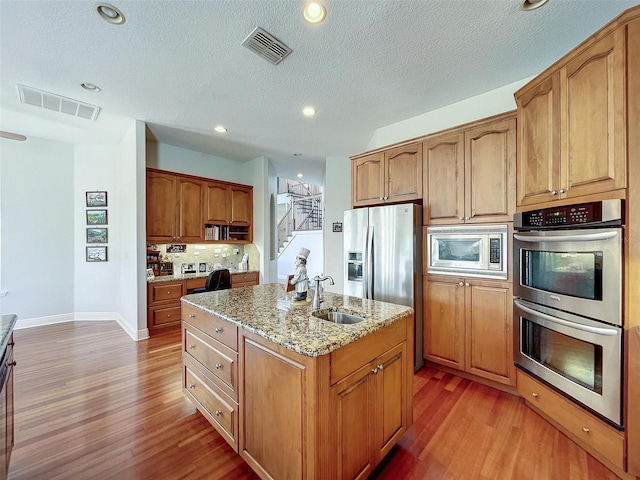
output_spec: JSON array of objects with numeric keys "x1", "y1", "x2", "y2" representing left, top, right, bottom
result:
[
  {"x1": 182, "y1": 283, "x2": 413, "y2": 357},
  {"x1": 148, "y1": 269, "x2": 259, "y2": 283},
  {"x1": 1, "y1": 314, "x2": 17, "y2": 354}
]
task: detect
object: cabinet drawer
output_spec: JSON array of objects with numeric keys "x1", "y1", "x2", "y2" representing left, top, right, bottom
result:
[
  {"x1": 150, "y1": 282, "x2": 184, "y2": 304},
  {"x1": 516, "y1": 370, "x2": 624, "y2": 469},
  {"x1": 149, "y1": 305, "x2": 182, "y2": 328},
  {"x1": 185, "y1": 277, "x2": 206, "y2": 290},
  {"x1": 231, "y1": 272, "x2": 258, "y2": 288},
  {"x1": 182, "y1": 302, "x2": 238, "y2": 350},
  {"x1": 184, "y1": 363, "x2": 238, "y2": 450},
  {"x1": 184, "y1": 325, "x2": 238, "y2": 400}
]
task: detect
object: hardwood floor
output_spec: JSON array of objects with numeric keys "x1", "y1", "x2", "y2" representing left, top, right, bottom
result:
[{"x1": 9, "y1": 321, "x2": 620, "y2": 480}]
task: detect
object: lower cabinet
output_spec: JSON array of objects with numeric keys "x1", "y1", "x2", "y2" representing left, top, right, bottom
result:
[
  {"x1": 0, "y1": 333, "x2": 15, "y2": 478},
  {"x1": 331, "y1": 342, "x2": 407, "y2": 480},
  {"x1": 230, "y1": 271, "x2": 259, "y2": 288},
  {"x1": 182, "y1": 303, "x2": 413, "y2": 480},
  {"x1": 424, "y1": 275, "x2": 515, "y2": 386}
]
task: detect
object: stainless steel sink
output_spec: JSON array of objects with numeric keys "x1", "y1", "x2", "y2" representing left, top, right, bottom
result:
[{"x1": 312, "y1": 310, "x2": 365, "y2": 324}]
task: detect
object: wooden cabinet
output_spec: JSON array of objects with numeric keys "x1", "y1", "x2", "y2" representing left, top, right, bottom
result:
[
  {"x1": 147, "y1": 168, "x2": 253, "y2": 244},
  {"x1": 424, "y1": 275, "x2": 514, "y2": 386},
  {"x1": 517, "y1": 369, "x2": 624, "y2": 472},
  {"x1": 515, "y1": 30, "x2": 626, "y2": 207},
  {"x1": 331, "y1": 342, "x2": 407, "y2": 480},
  {"x1": 230, "y1": 271, "x2": 259, "y2": 288},
  {"x1": 351, "y1": 144, "x2": 422, "y2": 207},
  {"x1": 182, "y1": 300, "x2": 413, "y2": 479},
  {"x1": 147, "y1": 281, "x2": 186, "y2": 331},
  {"x1": 146, "y1": 169, "x2": 204, "y2": 243},
  {"x1": 204, "y1": 181, "x2": 253, "y2": 242},
  {"x1": 0, "y1": 334, "x2": 14, "y2": 479},
  {"x1": 423, "y1": 115, "x2": 515, "y2": 225}
]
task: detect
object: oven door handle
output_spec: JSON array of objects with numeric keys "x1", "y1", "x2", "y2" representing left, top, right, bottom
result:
[
  {"x1": 514, "y1": 299, "x2": 619, "y2": 336},
  {"x1": 514, "y1": 231, "x2": 618, "y2": 243}
]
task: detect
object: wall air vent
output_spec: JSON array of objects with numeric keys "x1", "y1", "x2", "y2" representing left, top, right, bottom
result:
[
  {"x1": 17, "y1": 84, "x2": 101, "y2": 121},
  {"x1": 242, "y1": 27, "x2": 292, "y2": 65}
]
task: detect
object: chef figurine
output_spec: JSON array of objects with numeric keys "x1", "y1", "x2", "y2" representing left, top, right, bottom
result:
[{"x1": 290, "y1": 247, "x2": 310, "y2": 301}]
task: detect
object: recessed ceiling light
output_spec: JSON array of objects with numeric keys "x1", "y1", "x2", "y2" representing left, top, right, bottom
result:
[
  {"x1": 302, "y1": 107, "x2": 316, "y2": 117},
  {"x1": 81, "y1": 83, "x2": 101, "y2": 92},
  {"x1": 297, "y1": 173, "x2": 304, "y2": 178},
  {"x1": 522, "y1": 0, "x2": 550, "y2": 11},
  {"x1": 303, "y1": 2, "x2": 327, "y2": 24},
  {"x1": 214, "y1": 126, "x2": 227, "y2": 133},
  {"x1": 96, "y1": 3, "x2": 126, "y2": 24}
]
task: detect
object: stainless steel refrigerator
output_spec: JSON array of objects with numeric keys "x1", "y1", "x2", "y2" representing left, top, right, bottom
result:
[{"x1": 344, "y1": 203, "x2": 424, "y2": 370}]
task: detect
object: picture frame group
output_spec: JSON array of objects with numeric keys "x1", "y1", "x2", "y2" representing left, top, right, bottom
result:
[{"x1": 85, "y1": 191, "x2": 109, "y2": 262}]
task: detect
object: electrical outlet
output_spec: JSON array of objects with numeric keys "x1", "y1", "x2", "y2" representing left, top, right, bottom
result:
[{"x1": 232, "y1": 248, "x2": 240, "y2": 255}]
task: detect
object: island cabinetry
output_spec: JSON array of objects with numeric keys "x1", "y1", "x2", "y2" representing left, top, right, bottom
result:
[
  {"x1": 515, "y1": 29, "x2": 626, "y2": 208},
  {"x1": 182, "y1": 303, "x2": 239, "y2": 450},
  {"x1": 146, "y1": 169, "x2": 204, "y2": 243},
  {"x1": 351, "y1": 144, "x2": 422, "y2": 207},
  {"x1": 1, "y1": 331, "x2": 15, "y2": 478},
  {"x1": 424, "y1": 275, "x2": 514, "y2": 386},
  {"x1": 204, "y1": 181, "x2": 253, "y2": 242},
  {"x1": 422, "y1": 115, "x2": 515, "y2": 225},
  {"x1": 331, "y1": 342, "x2": 407, "y2": 480}
]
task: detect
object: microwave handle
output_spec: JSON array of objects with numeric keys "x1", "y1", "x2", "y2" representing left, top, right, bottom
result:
[
  {"x1": 514, "y1": 299, "x2": 619, "y2": 336},
  {"x1": 514, "y1": 231, "x2": 618, "y2": 243}
]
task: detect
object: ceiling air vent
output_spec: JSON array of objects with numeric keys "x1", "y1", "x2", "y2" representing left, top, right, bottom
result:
[
  {"x1": 242, "y1": 27, "x2": 292, "y2": 65},
  {"x1": 17, "y1": 84, "x2": 101, "y2": 121}
]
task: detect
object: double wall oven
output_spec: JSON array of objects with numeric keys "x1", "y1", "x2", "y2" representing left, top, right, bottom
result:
[{"x1": 513, "y1": 199, "x2": 624, "y2": 427}]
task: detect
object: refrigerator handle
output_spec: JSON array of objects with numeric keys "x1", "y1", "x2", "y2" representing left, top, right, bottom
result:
[{"x1": 364, "y1": 226, "x2": 374, "y2": 299}]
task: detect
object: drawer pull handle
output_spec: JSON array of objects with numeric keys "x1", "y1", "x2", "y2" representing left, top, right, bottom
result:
[
  {"x1": 188, "y1": 314, "x2": 195, "y2": 318},
  {"x1": 188, "y1": 383, "x2": 195, "y2": 389},
  {"x1": 377, "y1": 364, "x2": 384, "y2": 371},
  {"x1": 582, "y1": 427, "x2": 590, "y2": 433},
  {"x1": 188, "y1": 344, "x2": 195, "y2": 350},
  {"x1": 167, "y1": 291, "x2": 172, "y2": 294},
  {"x1": 372, "y1": 367, "x2": 378, "y2": 374},
  {"x1": 532, "y1": 392, "x2": 538, "y2": 398},
  {"x1": 215, "y1": 410, "x2": 222, "y2": 416},
  {"x1": 166, "y1": 314, "x2": 171, "y2": 317},
  {"x1": 215, "y1": 364, "x2": 222, "y2": 370},
  {"x1": 9, "y1": 361, "x2": 16, "y2": 367},
  {"x1": 215, "y1": 327, "x2": 222, "y2": 334}
]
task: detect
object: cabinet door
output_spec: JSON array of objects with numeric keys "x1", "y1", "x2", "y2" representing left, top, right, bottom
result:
[
  {"x1": 177, "y1": 177, "x2": 204, "y2": 242},
  {"x1": 352, "y1": 153, "x2": 385, "y2": 207},
  {"x1": 230, "y1": 185, "x2": 252, "y2": 225},
  {"x1": 373, "y1": 343, "x2": 406, "y2": 461},
  {"x1": 422, "y1": 133, "x2": 464, "y2": 225},
  {"x1": 561, "y1": 29, "x2": 626, "y2": 199},
  {"x1": 384, "y1": 144, "x2": 422, "y2": 203},
  {"x1": 146, "y1": 171, "x2": 177, "y2": 242},
  {"x1": 205, "y1": 181, "x2": 230, "y2": 224},
  {"x1": 465, "y1": 283, "x2": 514, "y2": 385},
  {"x1": 465, "y1": 118, "x2": 515, "y2": 223},
  {"x1": 515, "y1": 73, "x2": 561, "y2": 207},
  {"x1": 424, "y1": 278, "x2": 465, "y2": 370},
  {"x1": 331, "y1": 363, "x2": 375, "y2": 480}
]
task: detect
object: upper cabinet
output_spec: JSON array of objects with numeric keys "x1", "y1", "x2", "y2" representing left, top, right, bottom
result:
[
  {"x1": 515, "y1": 29, "x2": 626, "y2": 207},
  {"x1": 147, "y1": 168, "x2": 252, "y2": 244},
  {"x1": 423, "y1": 115, "x2": 515, "y2": 225},
  {"x1": 351, "y1": 144, "x2": 422, "y2": 207}
]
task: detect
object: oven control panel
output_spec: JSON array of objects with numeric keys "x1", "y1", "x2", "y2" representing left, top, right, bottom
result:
[{"x1": 515, "y1": 199, "x2": 623, "y2": 229}]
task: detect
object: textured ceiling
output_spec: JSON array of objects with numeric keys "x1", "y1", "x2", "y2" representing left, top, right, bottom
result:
[{"x1": 1, "y1": 0, "x2": 638, "y2": 184}]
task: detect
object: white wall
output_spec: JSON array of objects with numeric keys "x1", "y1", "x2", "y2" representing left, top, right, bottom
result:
[
  {"x1": 323, "y1": 156, "x2": 351, "y2": 294},
  {"x1": 146, "y1": 141, "x2": 246, "y2": 184},
  {"x1": 278, "y1": 231, "x2": 324, "y2": 283},
  {"x1": 1, "y1": 136, "x2": 75, "y2": 321},
  {"x1": 366, "y1": 77, "x2": 533, "y2": 150}
]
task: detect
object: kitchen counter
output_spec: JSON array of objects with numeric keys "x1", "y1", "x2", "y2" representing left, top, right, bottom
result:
[
  {"x1": 181, "y1": 282, "x2": 413, "y2": 357},
  {"x1": 147, "y1": 269, "x2": 259, "y2": 283},
  {"x1": 0, "y1": 314, "x2": 17, "y2": 354}
]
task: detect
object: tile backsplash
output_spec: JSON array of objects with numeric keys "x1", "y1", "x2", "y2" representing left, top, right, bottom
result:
[{"x1": 149, "y1": 243, "x2": 260, "y2": 273}]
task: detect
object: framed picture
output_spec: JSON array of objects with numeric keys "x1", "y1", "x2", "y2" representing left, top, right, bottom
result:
[
  {"x1": 199, "y1": 262, "x2": 207, "y2": 273},
  {"x1": 86, "y1": 227, "x2": 108, "y2": 244},
  {"x1": 86, "y1": 246, "x2": 108, "y2": 262},
  {"x1": 86, "y1": 191, "x2": 108, "y2": 207},
  {"x1": 86, "y1": 209, "x2": 108, "y2": 225},
  {"x1": 146, "y1": 268, "x2": 155, "y2": 279},
  {"x1": 332, "y1": 222, "x2": 343, "y2": 233}
]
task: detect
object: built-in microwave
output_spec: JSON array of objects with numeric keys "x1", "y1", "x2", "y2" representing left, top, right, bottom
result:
[{"x1": 427, "y1": 224, "x2": 508, "y2": 279}]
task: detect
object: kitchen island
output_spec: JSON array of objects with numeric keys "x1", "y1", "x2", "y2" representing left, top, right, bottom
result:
[{"x1": 181, "y1": 283, "x2": 414, "y2": 480}]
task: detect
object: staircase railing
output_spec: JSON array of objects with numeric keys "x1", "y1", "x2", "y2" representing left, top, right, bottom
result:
[{"x1": 277, "y1": 191, "x2": 324, "y2": 255}]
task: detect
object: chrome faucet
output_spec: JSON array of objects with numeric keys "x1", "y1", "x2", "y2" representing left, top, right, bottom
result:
[{"x1": 312, "y1": 275, "x2": 334, "y2": 310}]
